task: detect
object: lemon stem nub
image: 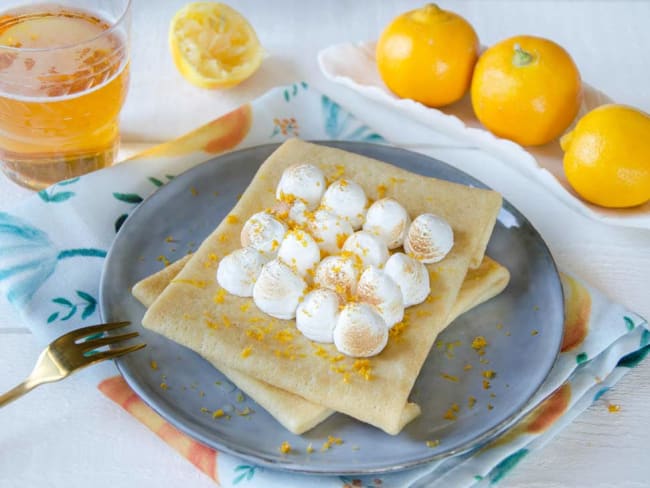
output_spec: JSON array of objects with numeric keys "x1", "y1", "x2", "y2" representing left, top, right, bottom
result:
[
  {"x1": 559, "y1": 130, "x2": 573, "y2": 151},
  {"x1": 513, "y1": 44, "x2": 534, "y2": 67},
  {"x1": 411, "y1": 4, "x2": 442, "y2": 22}
]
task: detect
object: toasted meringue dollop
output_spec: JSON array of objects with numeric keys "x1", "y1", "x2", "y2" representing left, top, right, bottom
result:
[
  {"x1": 357, "y1": 266, "x2": 404, "y2": 328},
  {"x1": 269, "y1": 199, "x2": 292, "y2": 222},
  {"x1": 252, "y1": 259, "x2": 306, "y2": 320},
  {"x1": 314, "y1": 255, "x2": 359, "y2": 299},
  {"x1": 277, "y1": 229, "x2": 320, "y2": 278},
  {"x1": 308, "y1": 209, "x2": 353, "y2": 255},
  {"x1": 276, "y1": 163, "x2": 326, "y2": 210},
  {"x1": 321, "y1": 179, "x2": 368, "y2": 230},
  {"x1": 384, "y1": 252, "x2": 430, "y2": 307},
  {"x1": 288, "y1": 199, "x2": 311, "y2": 226},
  {"x1": 240, "y1": 212, "x2": 287, "y2": 257},
  {"x1": 296, "y1": 288, "x2": 340, "y2": 343},
  {"x1": 363, "y1": 198, "x2": 411, "y2": 249},
  {"x1": 216, "y1": 247, "x2": 269, "y2": 297},
  {"x1": 342, "y1": 231, "x2": 389, "y2": 269},
  {"x1": 333, "y1": 303, "x2": 389, "y2": 357},
  {"x1": 404, "y1": 213, "x2": 454, "y2": 264}
]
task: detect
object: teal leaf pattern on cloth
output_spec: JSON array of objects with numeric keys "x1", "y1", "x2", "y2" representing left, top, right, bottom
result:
[
  {"x1": 52, "y1": 297, "x2": 77, "y2": 320},
  {"x1": 282, "y1": 81, "x2": 308, "y2": 102},
  {"x1": 0, "y1": 212, "x2": 105, "y2": 306},
  {"x1": 114, "y1": 178, "x2": 168, "y2": 232},
  {"x1": 624, "y1": 316, "x2": 635, "y2": 331},
  {"x1": 57, "y1": 249, "x2": 106, "y2": 259},
  {"x1": 114, "y1": 214, "x2": 128, "y2": 233},
  {"x1": 37, "y1": 177, "x2": 79, "y2": 203},
  {"x1": 617, "y1": 329, "x2": 650, "y2": 368},
  {"x1": 594, "y1": 386, "x2": 611, "y2": 402},
  {"x1": 321, "y1": 95, "x2": 385, "y2": 142},
  {"x1": 148, "y1": 177, "x2": 164, "y2": 187},
  {"x1": 232, "y1": 465, "x2": 257, "y2": 484},
  {"x1": 113, "y1": 190, "x2": 145, "y2": 233},
  {"x1": 642, "y1": 328, "x2": 650, "y2": 347},
  {"x1": 489, "y1": 448, "x2": 529, "y2": 485},
  {"x1": 113, "y1": 192, "x2": 143, "y2": 204},
  {"x1": 148, "y1": 175, "x2": 175, "y2": 187},
  {"x1": 47, "y1": 290, "x2": 97, "y2": 323},
  {"x1": 576, "y1": 352, "x2": 588, "y2": 364},
  {"x1": 617, "y1": 344, "x2": 650, "y2": 368},
  {"x1": 57, "y1": 177, "x2": 80, "y2": 186},
  {"x1": 38, "y1": 190, "x2": 75, "y2": 203},
  {"x1": 77, "y1": 291, "x2": 97, "y2": 319},
  {"x1": 0, "y1": 212, "x2": 57, "y2": 305}
]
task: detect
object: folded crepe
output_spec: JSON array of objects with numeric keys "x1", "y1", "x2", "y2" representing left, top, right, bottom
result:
[
  {"x1": 142, "y1": 139, "x2": 503, "y2": 434},
  {"x1": 134, "y1": 254, "x2": 510, "y2": 434}
]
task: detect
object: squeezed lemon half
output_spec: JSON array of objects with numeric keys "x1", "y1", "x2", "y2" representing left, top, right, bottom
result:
[{"x1": 169, "y1": 2, "x2": 263, "y2": 89}]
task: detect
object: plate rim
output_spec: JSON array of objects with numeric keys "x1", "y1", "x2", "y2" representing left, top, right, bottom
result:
[{"x1": 99, "y1": 140, "x2": 565, "y2": 475}]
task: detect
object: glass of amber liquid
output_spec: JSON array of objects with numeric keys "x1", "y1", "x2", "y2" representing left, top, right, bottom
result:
[{"x1": 0, "y1": 0, "x2": 130, "y2": 189}]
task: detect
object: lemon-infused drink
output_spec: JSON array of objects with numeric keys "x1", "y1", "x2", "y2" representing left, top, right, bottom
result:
[{"x1": 0, "y1": 1, "x2": 130, "y2": 189}]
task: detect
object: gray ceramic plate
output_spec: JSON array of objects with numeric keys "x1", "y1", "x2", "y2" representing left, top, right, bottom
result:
[{"x1": 99, "y1": 141, "x2": 564, "y2": 475}]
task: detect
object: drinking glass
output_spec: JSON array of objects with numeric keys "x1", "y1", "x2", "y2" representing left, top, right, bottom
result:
[{"x1": 0, "y1": 0, "x2": 131, "y2": 189}]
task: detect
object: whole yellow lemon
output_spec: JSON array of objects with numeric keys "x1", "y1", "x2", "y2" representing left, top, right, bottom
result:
[
  {"x1": 376, "y1": 4, "x2": 479, "y2": 107},
  {"x1": 471, "y1": 35, "x2": 582, "y2": 146},
  {"x1": 561, "y1": 104, "x2": 650, "y2": 208}
]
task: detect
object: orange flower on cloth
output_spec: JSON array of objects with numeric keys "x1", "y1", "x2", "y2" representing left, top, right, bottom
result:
[
  {"x1": 561, "y1": 273, "x2": 592, "y2": 352},
  {"x1": 131, "y1": 104, "x2": 253, "y2": 159},
  {"x1": 99, "y1": 376, "x2": 220, "y2": 483},
  {"x1": 492, "y1": 383, "x2": 572, "y2": 448}
]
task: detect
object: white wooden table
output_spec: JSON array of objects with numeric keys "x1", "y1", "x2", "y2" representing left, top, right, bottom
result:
[{"x1": 1, "y1": 1, "x2": 649, "y2": 486}]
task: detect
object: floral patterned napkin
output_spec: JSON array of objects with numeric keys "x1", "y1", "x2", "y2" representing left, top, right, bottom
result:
[{"x1": 0, "y1": 83, "x2": 647, "y2": 487}]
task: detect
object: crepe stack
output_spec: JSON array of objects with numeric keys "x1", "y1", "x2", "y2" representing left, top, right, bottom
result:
[
  {"x1": 141, "y1": 139, "x2": 503, "y2": 435},
  {"x1": 134, "y1": 254, "x2": 509, "y2": 434}
]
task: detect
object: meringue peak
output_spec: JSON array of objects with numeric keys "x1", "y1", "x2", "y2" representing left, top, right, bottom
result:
[
  {"x1": 404, "y1": 213, "x2": 454, "y2": 264},
  {"x1": 276, "y1": 163, "x2": 326, "y2": 210},
  {"x1": 253, "y1": 259, "x2": 306, "y2": 320},
  {"x1": 333, "y1": 302, "x2": 388, "y2": 357},
  {"x1": 321, "y1": 178, "x2": 368, "y2": 230}
]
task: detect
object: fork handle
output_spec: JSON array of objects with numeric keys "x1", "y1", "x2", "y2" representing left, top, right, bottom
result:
[{"x1": 0, "y1": 380, "x2": 35, "y2": 408}]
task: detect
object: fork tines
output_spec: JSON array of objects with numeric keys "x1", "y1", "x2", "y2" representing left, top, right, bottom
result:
[
  {"x1": 68, "y1": 321, "x2": 132, "y2": 342},
  {"x1": 80, "y1": 330, "x2": 140, "y2": 351},
  {"x1": 61, "y1": 321, "x2": 146, "y2": 360},
  {"x1": 82, "y1": 342, "x2": 146, "y2": 362},
  {"x1": 71, "y1": 321, "x2": 146, "y2": 360}
]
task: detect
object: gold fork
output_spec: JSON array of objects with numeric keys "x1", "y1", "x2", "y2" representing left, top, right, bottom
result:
[{"x1": 0, "y1": 321, "x2": 144, "y2": 408}]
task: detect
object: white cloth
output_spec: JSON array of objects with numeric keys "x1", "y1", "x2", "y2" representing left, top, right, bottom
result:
[{"x1": 0, "y1": 84, "x2": 647, "y2": 487}]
